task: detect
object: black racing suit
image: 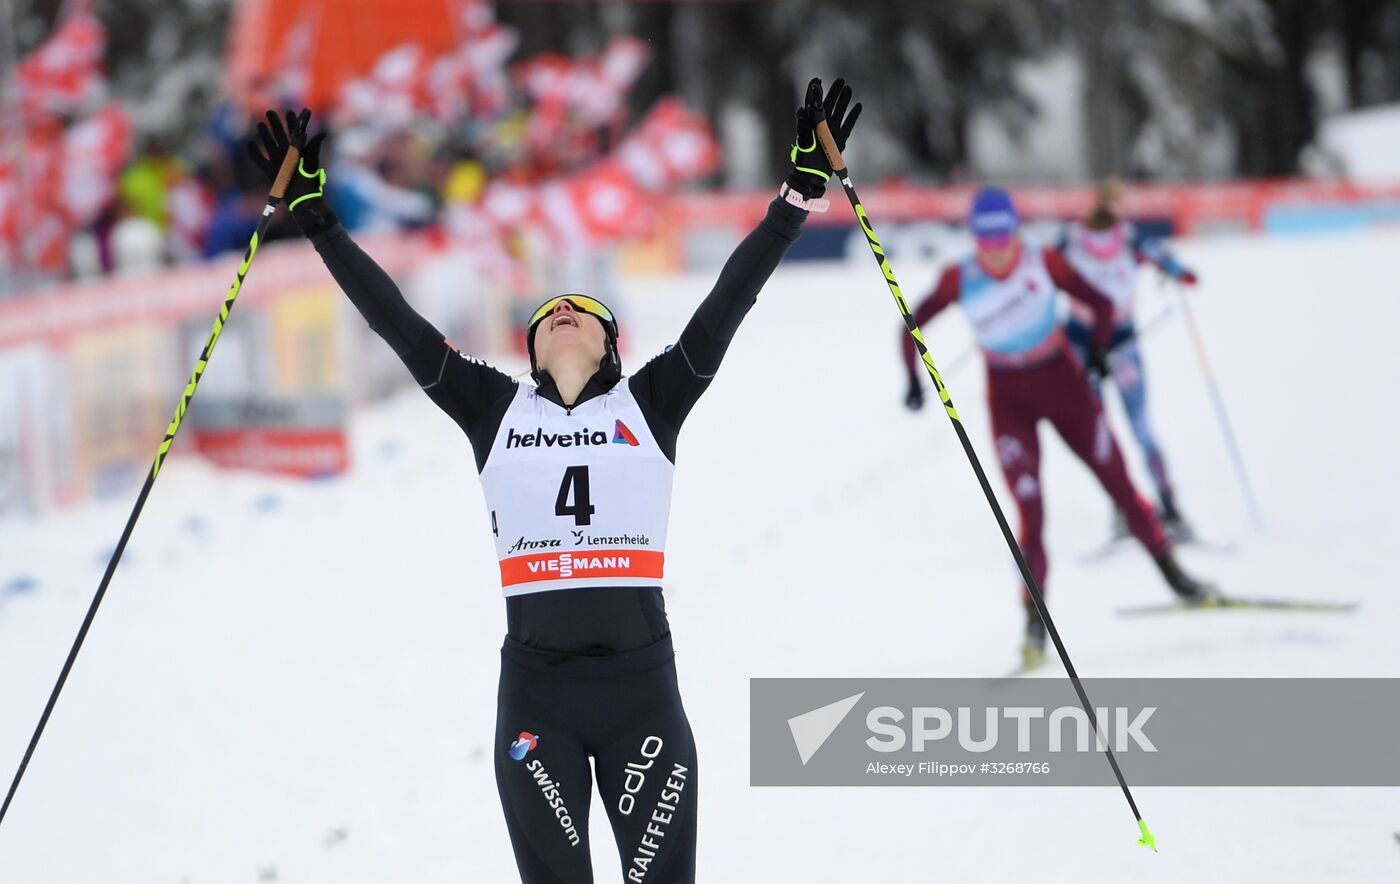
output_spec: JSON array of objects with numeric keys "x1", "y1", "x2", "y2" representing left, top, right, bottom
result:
[{"x1": 304, "y1": 196, "x2": 807, "y2": 883}]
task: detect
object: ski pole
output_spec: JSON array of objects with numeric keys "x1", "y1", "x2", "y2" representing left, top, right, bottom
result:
[
  {"x1": 815, "y1": 119, "x2": 1157, "y2": 851},
  {"x1": 1168, "y1": 279, "x2": 1263, "y2": 530},
  {"x1": 1104, "y1": 302, "x2": 1173, "y2": 367},
  {"x1": 0, "y1": 144, "x2": 303, "y2": 831}
]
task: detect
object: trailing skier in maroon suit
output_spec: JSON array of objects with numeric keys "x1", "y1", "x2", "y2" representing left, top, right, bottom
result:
[{"x1": 902, "y1": 187, "x2": 1214, "y2": 667}]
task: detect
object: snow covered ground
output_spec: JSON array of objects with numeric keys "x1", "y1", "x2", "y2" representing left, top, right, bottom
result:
[{"x1": 1, "y1": 225, "x2": 1397, "y2": 882}]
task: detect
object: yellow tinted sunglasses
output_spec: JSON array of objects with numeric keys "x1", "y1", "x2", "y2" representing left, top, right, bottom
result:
[{"x1": 528, "y1": 295, "x2": 616, "y2": 330}]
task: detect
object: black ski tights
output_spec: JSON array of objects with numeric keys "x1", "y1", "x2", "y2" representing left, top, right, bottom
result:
[{"x1": 494, "y1": 635, "x2": 698, "y2": 883}]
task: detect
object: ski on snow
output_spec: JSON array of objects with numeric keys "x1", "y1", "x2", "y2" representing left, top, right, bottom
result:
[
  {"x1": 1117, "y1": 596, "x2": 1358, "y2": 616},
  {"x1": 1006, "y1": 595, "x2": 1358, "y2": 674}
]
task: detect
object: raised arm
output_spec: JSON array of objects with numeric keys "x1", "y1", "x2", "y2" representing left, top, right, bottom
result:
[
  {"x1": 307, "y1": 224, "x2": 516, "y2": 449},
  {"x1": 629, "y1": 77, "x2": 861, "y2": 457},
  {"x1": 248, "y1": 109, "x2": 516, "y2": 464},
  {"x1": 628, "y1": 198, "x2": 806, "y2": 441}
]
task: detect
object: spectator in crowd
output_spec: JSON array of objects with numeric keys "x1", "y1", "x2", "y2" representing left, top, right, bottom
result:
[{"x1": 325, "y1": 128, "x2": 437, "y2": 234}]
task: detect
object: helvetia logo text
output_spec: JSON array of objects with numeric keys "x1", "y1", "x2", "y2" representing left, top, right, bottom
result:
[
  {"x1": 507, "y1": 427, "x2": 609, "y2": 449},
  {"x1": 508, "y1": 731, "x2": 539, "y2": 761},
  {"x1": 505, "y1": 420, "x2": 641, "y2": 449}
]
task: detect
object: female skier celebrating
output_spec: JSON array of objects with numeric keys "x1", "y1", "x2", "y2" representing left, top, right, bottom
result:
[
  {"x1": 901, "y1": 186, "x2": 1213, "y2": 669},
  {"x1": 1058, "y1": 178, "x2": 1200, "y2": 541},
  {"x1": 249, "y1": 79, "x2": 860, "y2": 883}
]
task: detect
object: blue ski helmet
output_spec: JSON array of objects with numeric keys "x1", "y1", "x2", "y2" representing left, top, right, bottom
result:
[{"x1": 968, "y1": 186, "x2": 1020, "y2": 240}]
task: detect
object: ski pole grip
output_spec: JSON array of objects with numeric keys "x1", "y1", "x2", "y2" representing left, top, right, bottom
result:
[
  {"x1": 815, "y1": 118, "x2": 847, "y2": 176},
  {"x1": 270, "y1": 146, "x2": 302, "y2": 202}
]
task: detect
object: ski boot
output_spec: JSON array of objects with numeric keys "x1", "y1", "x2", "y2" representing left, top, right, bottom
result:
[
  {"x1": 1019, "y1": 608, "x2": 1048, "y2": 672},
  {"x1": 1157, "y1": 491, "x2": 1195, "y2": 544},
  {"x1": 1152, "y1": 550, "x2": 1220, "y2": 605}
]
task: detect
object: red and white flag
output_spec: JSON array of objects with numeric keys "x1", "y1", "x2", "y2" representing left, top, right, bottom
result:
[
  {"x1": 538, "y1": 161, "x2": 650, "y2": 249},
  {"x1": 336, "y1": 4, "x2": 520, "y2": 127},
  {"x1": 58, "y1": 105, "x2": 132, "y2": 224},
  {"x1": 14, "y1": 6, "x2": 107, "y2": 121},
  {"x1": 0, "y1": 104, "x2": 130, "y2": 280},
  {"x1": 615, "y1": 98, "x2": 721, "y2": 191},
  {"x1": 336, "y1": 44, "x2": 431, "y2": 128},
  {"x1": 425, "y1": 14, "x2": 518, "y2": 122},
  {"x1": 515, "y1": 36, "x2": 652, "y2": 156}
]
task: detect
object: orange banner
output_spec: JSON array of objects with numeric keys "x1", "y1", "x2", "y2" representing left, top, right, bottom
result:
[{"x1": 499, "y1": 548, "x2": 664, "y2": 587}]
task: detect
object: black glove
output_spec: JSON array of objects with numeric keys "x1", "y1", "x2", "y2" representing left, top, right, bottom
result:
[
  {"x1": 786, "y1": 77, "x2": 862, "y2": 199},
  {"x1": 247, "y1": 108, "x2": 333, "y2": 236},
  {"x1": 1085, "y1": 347, "x2": 1112, "y2": 385},
  {"x1": 904, "y1": 376, "x2": 925, "y2": 412}
]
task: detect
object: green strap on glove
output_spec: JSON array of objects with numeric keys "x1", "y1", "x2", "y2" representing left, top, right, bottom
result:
[
  {"x1": 288, "y1": 159, "x2": 326, "y2": 211},
  {"x1": 790, "y1": 133, "x2": 830, "y2": 186}
]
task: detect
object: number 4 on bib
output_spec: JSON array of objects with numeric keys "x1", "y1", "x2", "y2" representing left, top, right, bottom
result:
[{"x1": 555, "y1": 465, "x2": 595, "y2": 526}]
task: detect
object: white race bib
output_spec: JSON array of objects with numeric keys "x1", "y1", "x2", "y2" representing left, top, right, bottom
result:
[
  {"x1": 479, "y1": 382, "x2": 674, "y2": 596},
  {"x1": 1063, "y1": 222, "x2": 1137, "y2": 323},
  {"x1": 959, "y1": 245, "x2": 1059, "y2": 355}
]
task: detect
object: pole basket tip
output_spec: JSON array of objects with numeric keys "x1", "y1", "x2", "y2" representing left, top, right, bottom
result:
[{"x1": 1136, "y1": 819, "x2": 1158, "y2": 852}]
